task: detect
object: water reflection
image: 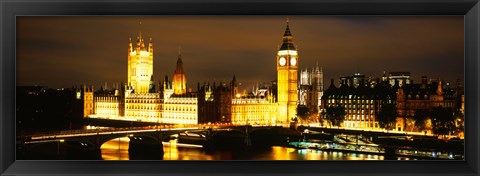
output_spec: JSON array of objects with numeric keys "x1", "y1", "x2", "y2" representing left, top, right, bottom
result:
[
  {"x1": 163, "y1": 140, "x2": 214, "y2": 160},
  {"x1": 100, "y1": 138, "x2": 385, "y2": 160},
  {"x1": 100, "y1": 137, "x2": 130, "y2": 160}
]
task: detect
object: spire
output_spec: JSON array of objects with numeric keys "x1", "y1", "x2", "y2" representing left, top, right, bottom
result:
[
  {"x1": 128, "y1": 38, "x2": 133, "y2": 52},
  {"x1": 138, "y1": 21, "x2": 142, "y2": 38},
  {"x1": 148, "y1": 37, "x2": 153, "y2": 53},
  {"x1": 175, "y1": 46, "x2": 184, "y2": 74},
  {"x1": 437, "y1": 80, "x2": 443, "y2": 95},
  {"x1": 232, "y1": 74, "x2": 237, "y2": 85},
  {"x1": 315, "y1": 61, "x2": 320, "y2": 72},
  {"x1": 283, "y1": 18, "x2": 292, "y2": 37},
  {"x1": 279, "y1": 18, "x2": 296, "y2": 51}
]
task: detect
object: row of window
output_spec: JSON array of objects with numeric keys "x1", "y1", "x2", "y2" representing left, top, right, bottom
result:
[
  {"x1": 231, "y1": 106, "x2": 277, "y2": 113},
  {"x1": 232, "y1": 114, "x2": 274, "y2": 123},
  {"x1": 126, "y1": 99, "x2": 160, "y2": 104},
  {"x1": 345, "y1": 115, "x2": 374, "y2": 121},
  {"x1": 126, "y1": 105, "x2": 160, "y2": 111},
  {"x1": 328, "y1": 99, "x2": 376, "y2": 104},
  {"x1": 96, "y1": 98, "x2": 120, "y2": 102},
  {"x1": 125, "y1": 111, "x2": 160, "y2": 118},
  {"x1": 164, "y1": 105, "x2": 197, "y2": 112},
  {"x1": 344, "y1": 121, "x2": 379, "y2": 128},
  {"x1": 345, "y1": 109, "x2": 374, "y2": 114}
]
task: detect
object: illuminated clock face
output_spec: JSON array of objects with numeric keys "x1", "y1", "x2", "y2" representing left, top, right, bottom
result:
[
  {"x1": 279, "y1": 57, "x2": 286, "y2": 66},
  {"x1": 290, "y1": 57, "x2": 297, "y2": 66}
]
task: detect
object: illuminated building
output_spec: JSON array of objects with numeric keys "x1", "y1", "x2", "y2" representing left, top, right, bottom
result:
[
  {"x1": 197, "y1": 76, "x2": 278, "y2": 125},
  {"x1": 396, "y1": 77, "x2": 457, "y2": 132},
  {"x1": 86, "y1": 32, "x2": 197, "y2": 125},
  {"x1": 85, "y1": 21, "x2": 302, "y2": 126},
  {"x1": 276, "y1": 19, "x2": 298, "y2": 123},
  {"x1": 312, "y1": 65, "x2": 324, "y2": 112},
  {"x1": 231, "y1": 93, "x2": 277, "y2": 125},
  {"x1": 339, "y1": 72, "x2": 372, "y2": 88},
  {"x1": 89, "y1": 84, "x2": 125, "y2": 120},
  {"x1": 322, "y1": 72, "x2": 462, "y2": 132},
  {"x1": 161, "y1": 75, "x2": 198, "y2": 125},
  {"x1": 127, "y1": 33, "x2": 154, "y2": 94},
  {"x1": 162, "y1": 95, "x2": 197, "y2": 124},
  {"x1": 173, "y1": 49, "x2": 187, "y2": 95},
  {"x1": 231, "y1": 80, "x2": 278, "y2": 125},
  {"x1": 95, "y1": 95, "x2": 121, "y2": 118},
  {"x1": 79, "y1": 85, "x2": 94, "y2": 118},
  {"x1": 388, "y1": 72, "x2": 411, "y2": 87},
  {"x1": 124, "y1": 93, "x2": 161, "y2": 122},
  {"x1": 123, "y1": 32, "x2": 160, "y2": 122},
  {"x1": 196, "y1": 20, "x2": 298, "y2": 125},
  {"x1": 321, "y1": 78, "x2": 396, "y2": 129},
  {"x1": 298, "y1": 63, "x2": 324, "y2": 114}
]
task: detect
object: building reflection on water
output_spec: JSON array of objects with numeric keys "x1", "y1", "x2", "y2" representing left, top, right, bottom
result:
[
  {"x1": 100, "y1": 137, "x2": 386, "y2": 160},
  {"x1": 100, "y1": 137, "x2": 131, "y2": 160}
]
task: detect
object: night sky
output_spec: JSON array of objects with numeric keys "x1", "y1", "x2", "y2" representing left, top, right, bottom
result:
[{"x1": 16, "y1": 16, "x2": 464, "y2": 91}]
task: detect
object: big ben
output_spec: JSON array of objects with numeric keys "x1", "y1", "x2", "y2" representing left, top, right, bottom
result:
[{"x1": 277, "y1": 19, "x2": 298, "y2": 123}]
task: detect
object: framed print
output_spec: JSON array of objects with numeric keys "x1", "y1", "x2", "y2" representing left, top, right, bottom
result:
[{"x1": 1, "y1": 0, "x2": 479, "y2": 176}]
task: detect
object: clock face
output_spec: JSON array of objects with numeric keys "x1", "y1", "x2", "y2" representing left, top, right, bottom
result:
[
  {"x1": 290, "y1": 57, "x2": 297, "y2": 66},
  {"x1": 279, "y1": 57, "x2": 286, "y2": 66}
]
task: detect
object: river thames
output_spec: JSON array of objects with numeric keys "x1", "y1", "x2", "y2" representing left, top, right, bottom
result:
[{"x1": 100, "y1": 137, "x2": 408, "y2": 160}]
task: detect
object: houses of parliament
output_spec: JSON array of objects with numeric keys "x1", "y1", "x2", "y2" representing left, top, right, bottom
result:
[
  {"x1": 78, "y1": 20, "x2": 323, "y2": 125},
  {"x1": 77, "y1": 20, "x2": 463, "y2": 133}
]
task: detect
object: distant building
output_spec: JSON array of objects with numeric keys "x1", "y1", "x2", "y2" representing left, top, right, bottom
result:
[
  {"x1": 388, "y1": 71, "x2": 411, "y2": 87},
  {"x1": 321, "y1": 72, "x2": 463, "y2": 132},
  {"x1": 298, "y1": 63, "x2": 323, "y2": 114},
  {"x1": 340, "y1": 72, "x2": 366, "y2": 88},
  {"x1": 321, "y1": 78, "x2": 396, "y2": 129},
  {"x1": 396, "y1": 77, "x2": 457, "y2": 132}
]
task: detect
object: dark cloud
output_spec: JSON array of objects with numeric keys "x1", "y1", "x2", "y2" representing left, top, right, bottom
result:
[{"x1": 16, "y1": 16, "x2": 464, "y2": 90}]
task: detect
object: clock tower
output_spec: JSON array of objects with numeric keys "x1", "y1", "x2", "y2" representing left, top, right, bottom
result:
[{"x1": 276, "y1": 19, "x2": 298, "y2": 123}]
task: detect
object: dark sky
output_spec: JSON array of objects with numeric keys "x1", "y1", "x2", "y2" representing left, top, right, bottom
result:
[{"x1": 16, "y1": 16, "x2": 464, "y2": 91}]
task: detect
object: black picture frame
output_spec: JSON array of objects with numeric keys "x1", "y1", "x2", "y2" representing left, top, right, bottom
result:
[{"x1": 1, "y1": 0, "x2": 479, "y2": 175}]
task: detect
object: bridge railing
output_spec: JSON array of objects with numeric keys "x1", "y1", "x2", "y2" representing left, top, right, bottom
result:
[{"x1": 19, "y1": 126, "x2": 162, "y2": 139}]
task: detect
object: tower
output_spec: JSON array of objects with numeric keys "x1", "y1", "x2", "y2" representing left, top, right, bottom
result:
[
  {"x1": 231, "y1": 74, "x2": 239, "y2": 97},
  {"x1": 127, "y1": 32, "x2": 154, "y2": 94},
  {"x1": 173, "y1": 48, "x2": 187, "y2": 95},
  {"x1": 312, "y1": 62, "x2": 322, "y2": 113},
  {"x1": 276, "y1": 19, "x2": 298, "y2": 123},
  {"x1": 82, "y1": 85, "x2": 94, "y2": 118}
]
